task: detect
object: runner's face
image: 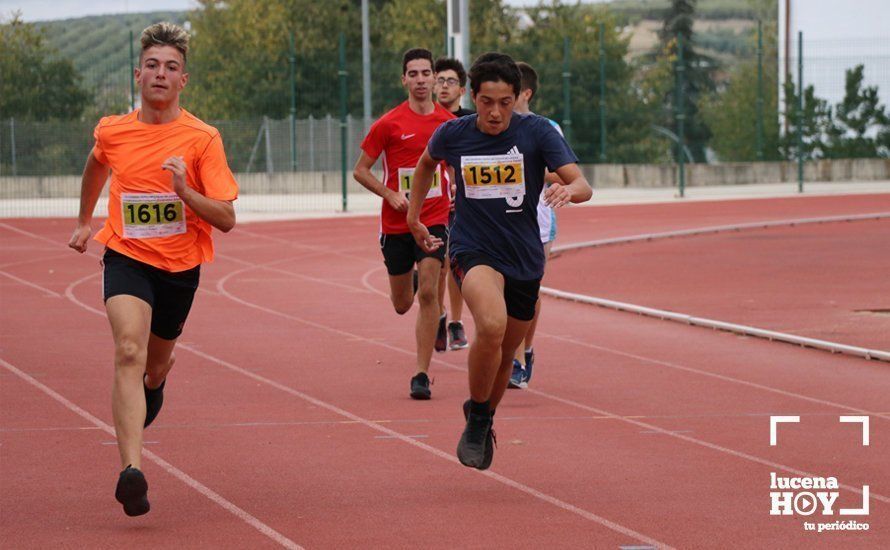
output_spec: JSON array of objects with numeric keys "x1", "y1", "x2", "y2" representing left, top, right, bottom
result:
[
  {"x1": 435, "y1": 69, "x2": 464, "y2": 107},
  {"x1": 137, "y1": 46, "x2": 188, "y2": 106},
  {"x1": 402, "y1": 58, "x2": 434, "y2": 102},
  {"x1": 472, "y1": 80, "x2": 516, "y2": 135}
]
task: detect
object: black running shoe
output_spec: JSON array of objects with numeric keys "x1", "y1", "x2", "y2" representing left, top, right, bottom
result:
[
  {"x1": 143, "y1": 376, "x2": 165, "y2": 428},
  {"x1": 410, "y1": 372, "x2": 431, "y2": 400},
  {"x1": 457, "y1": 402, "x2": 493, "y2": 469},
  {"x1": 434, "y1": 313, "x2": 447, "y2": 353},
  {"x1": 115, "y1": 465, "x2": 150, "y2": 517},
  {"x1": 462, "y1": 399, "x2": 496, "y2": 470}
]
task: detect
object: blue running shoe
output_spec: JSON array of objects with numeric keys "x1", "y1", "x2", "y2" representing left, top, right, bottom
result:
[
  {"x1": 508, "y1": 359, "x2": 524, "y2": 389},
  {"x1": 521, "y1": 348, "x2": 535, "y2": 388}
]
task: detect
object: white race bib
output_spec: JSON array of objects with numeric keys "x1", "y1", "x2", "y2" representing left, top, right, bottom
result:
[
  {"x1": 121, "y1": 193, "x2": 186, "y2": 239},
  {"x1": 398, "y1": 165, "x2": 442, "y2": 200},
  {"x1": 460, "y1": 153, "x2": 525, "y2": 199}
]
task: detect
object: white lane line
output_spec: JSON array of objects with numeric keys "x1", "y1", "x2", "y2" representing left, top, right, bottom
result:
[
  {"x1": 0, "y1": 357, "x2": 303, "y2": 550},
  {"x1": 545, "y1": 214, "x2": 890, "y2": 362},
  {"x1": 0, "y1": 269, "x2": 61, "y2": 298},
  {"x1": 50, "y1": 265, "x2": 673, "y2": 548}
]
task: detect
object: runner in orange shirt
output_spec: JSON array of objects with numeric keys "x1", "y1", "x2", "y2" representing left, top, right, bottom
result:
[{"x1": 67, "y1": 22, "x2": 238, "y2": 517}]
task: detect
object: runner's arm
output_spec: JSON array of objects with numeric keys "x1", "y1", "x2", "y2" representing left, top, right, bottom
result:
[
  {"x1": 68, "y1": 149, "x2": 110, "y2": 253},
  {"x1": 353, "y1": 151, "x2": 408, "y2": 212},
  {"x1": 406, "y1": 148, "x2": 443, "y2": 252},
  {"x1": 163, "y1": 156, "x2": 236, "y2": 233},
  {"x1": 543, "y1": 163, "x2": 592, "y2": 208}
]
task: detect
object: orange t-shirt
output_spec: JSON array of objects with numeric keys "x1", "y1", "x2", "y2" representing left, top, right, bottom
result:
[{"x1": 92, "y1": 109, "x2": 239, "y2": 272}]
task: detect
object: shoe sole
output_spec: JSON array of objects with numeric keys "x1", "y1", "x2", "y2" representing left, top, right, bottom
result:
[
  {"x1": 410, "y1": 390, "x2": 431, "y2": 400},
  {"x1": 449, "y1": 342, "x2": 469, "y2": 350},
  {"x1": 115, "y1": 472, "x2": 150, "y2": 516},
  {"x1": 456, "y1": 438, "x2": 486, "y2": 468}
]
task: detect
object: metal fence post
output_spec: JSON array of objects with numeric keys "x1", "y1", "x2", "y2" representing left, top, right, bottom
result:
[
  {"x1": 676, "y1": 35, "x2": 686, "y2": 198},
  {"x1": 263, "y1": 116, "x2": 274, "y2": 175},
  {"x1": 129, "y1": 30, "x2": 136, "y2": 111},
  {"x1": 797, "y1": 31, "x2": 804, "y2": 193},
  {"x1": 10, "y1": 118, "x2": 17, "y2": 177},
  {"x1": 339, "y1": 32, "x2": 348, "y2": 212},
  {"x1": 756, "y1": 20, "x2": 764, "y2": 161},
  {"x1": 562, "y1": 36, "x2": 572, "y2": 145},
  {"x1": 290, "y1": 32, "x2": 298, "y2": 171},
  {"x1": 309, "y1": 114, "x2": 316, "y2": 171},
  {"x1": 598, "y1": 22, "x2": 606, "y2": 162}
]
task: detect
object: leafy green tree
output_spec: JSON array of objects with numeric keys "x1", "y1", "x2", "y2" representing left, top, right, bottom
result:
[
  {"x1": 653, "y1": 0, "x2": 717, "y2": 162},
  {"x1": 510, "y1": 3, "x2": 662, "y2": 163},
  {"x1": 700, "y1": 20, "x2": 781, "y2": 161},
  {"x1": 823, "y1": 65, "x2": 889, "y2": 158},
  {"x1": 372, "y1": 0, "x2": 514, "y2": 112},
  {"x1": 187, "y1": 0, "x2": 362, "y2": 119},
  {"x1": 779, "y1": 79, "x2": 831, "y2": 160},
  {"x1": 0, "y1": 14, "x2": 90, "y2": 120}
]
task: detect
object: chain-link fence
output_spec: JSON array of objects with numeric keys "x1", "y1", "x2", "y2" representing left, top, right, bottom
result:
[{"x1": 3, "y1": 23, "x2": 889, "y2": 216}]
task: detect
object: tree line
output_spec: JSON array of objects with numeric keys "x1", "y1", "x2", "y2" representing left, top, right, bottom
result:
[{"x1": 3, "y1": 0, "x2": 888, "y2": 165}]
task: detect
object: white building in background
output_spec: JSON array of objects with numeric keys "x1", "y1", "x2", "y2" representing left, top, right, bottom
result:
[{"x1": 778, "y1": 0, "x2": 890, "y2": 111}]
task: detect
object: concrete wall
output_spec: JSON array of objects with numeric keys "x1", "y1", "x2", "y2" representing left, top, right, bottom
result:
[
  {"x1": 579, "y1": 158, "x2": 890, "y2": 188},
  {"x1": 2, "y1": 159, "x2": 888, "y2": 199}
]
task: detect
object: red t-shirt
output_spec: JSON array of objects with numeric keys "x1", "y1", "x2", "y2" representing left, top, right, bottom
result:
[{"x1": 360, "y1": 101, "x2": 454, "y2": 234}]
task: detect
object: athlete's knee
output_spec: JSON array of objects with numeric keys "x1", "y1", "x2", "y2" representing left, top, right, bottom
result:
[
  {"x1": 115, "y1": 337, "x2": 146, "y2": 368},
  {"x1": 474, "y1": 313, "x2": 506, "y2": 344},
  {"x1": 393, "y1": 299, "x2": 412, "y2": 315},
  {"x1": 416, "y1": 285, "x2": 437, "y2": 307}
]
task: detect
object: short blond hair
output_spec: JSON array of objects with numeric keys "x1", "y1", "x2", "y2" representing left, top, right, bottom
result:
[{"x1": 140, "y1": 22, "x2": 189, "y2": 64}]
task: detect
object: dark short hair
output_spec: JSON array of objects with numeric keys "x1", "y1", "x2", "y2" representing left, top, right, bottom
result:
[
  {"x1": 402, "y1": 48, "x2": 434, "y2": 75},
  {"x1": 434, "y1": 57, "x2": 467, "y2": 87},
  {"x1": 467, "y1": 52, "x2": 521, "y2": 96},
  {"x1": 516, "y1": 61, "x2": 538, "y2": 102}
]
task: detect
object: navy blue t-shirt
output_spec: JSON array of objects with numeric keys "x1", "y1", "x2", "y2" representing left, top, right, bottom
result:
[{"x1": 427, "y1": 112, "x2": 578, "y2": 280}]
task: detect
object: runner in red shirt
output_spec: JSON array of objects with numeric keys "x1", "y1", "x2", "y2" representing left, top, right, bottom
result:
[{"x1": 353, "y1": 48, "x2": 454, "y2": 399}]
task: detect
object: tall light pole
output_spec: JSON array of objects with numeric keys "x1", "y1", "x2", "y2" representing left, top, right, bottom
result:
[
  {"x1": 362, "y1": 0, "x2": 371, "y2": 129},
  {"x1": 446, "y1": 0, "x2": 471, "y2": 106}
]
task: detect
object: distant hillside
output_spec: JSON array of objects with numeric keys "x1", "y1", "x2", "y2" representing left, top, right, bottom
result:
[
  {"x1": 36, "y1": 11, "x2": 189, "y2": 112},
  {"x1": 607, "y1": 0, "x2": 761, "y2": 22},
  {"x1": 29, "y1": 2, "x2": 762, "y2": 114}
]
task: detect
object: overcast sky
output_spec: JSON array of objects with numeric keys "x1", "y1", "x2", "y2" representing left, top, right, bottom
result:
[{"x1": 3, "y1": 0, "x2": 608, "y2": 22}]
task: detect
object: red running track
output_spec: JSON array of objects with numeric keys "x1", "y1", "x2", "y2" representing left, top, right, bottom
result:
[{"x1": 0, "y1": 193, "x2": 888, "y2": 549}]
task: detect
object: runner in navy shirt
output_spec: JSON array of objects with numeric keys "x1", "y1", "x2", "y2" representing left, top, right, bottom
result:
[{"x1": 407, "y1": 52, "x2": 592, "y2": 470}]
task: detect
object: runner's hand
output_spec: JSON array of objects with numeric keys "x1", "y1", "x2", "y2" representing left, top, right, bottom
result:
[
  {"x1": 409, "y1": 222, "x2": 443, "y2": 253},
  {"x1": 384, "y1": 188, "x2": 409, "y2": 212},
  {"x1": 68, "y1": 224, "x2": 91, "y2": 253},
  {"x1": 543, "y1": 183, "x2": 571, "y2": 208},
  {"x1": 162, "y1": 156, "x2": 188, "y2": 197}
]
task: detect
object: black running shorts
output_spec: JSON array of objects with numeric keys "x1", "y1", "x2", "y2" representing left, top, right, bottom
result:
[
  {"x1": 102, "y1": 248, "x2": 200, "y2": 340},
  {"x1": 379, "y1": 224, "x2": 448, "y2": 276},
  {"x1": 449, "y1": 251, "x2": 541, "y2": 321}
]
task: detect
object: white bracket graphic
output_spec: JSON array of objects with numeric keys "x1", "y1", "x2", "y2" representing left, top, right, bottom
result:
[
  {"x1": 770, "y1": 416, "x2": 800, "y2": 446},
  {"x1": 839, "y1": 416, "x2": 870, "y2": 446},
  {"x1": 840, "y1": 485, "x2": 870, "y2": 516}
]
